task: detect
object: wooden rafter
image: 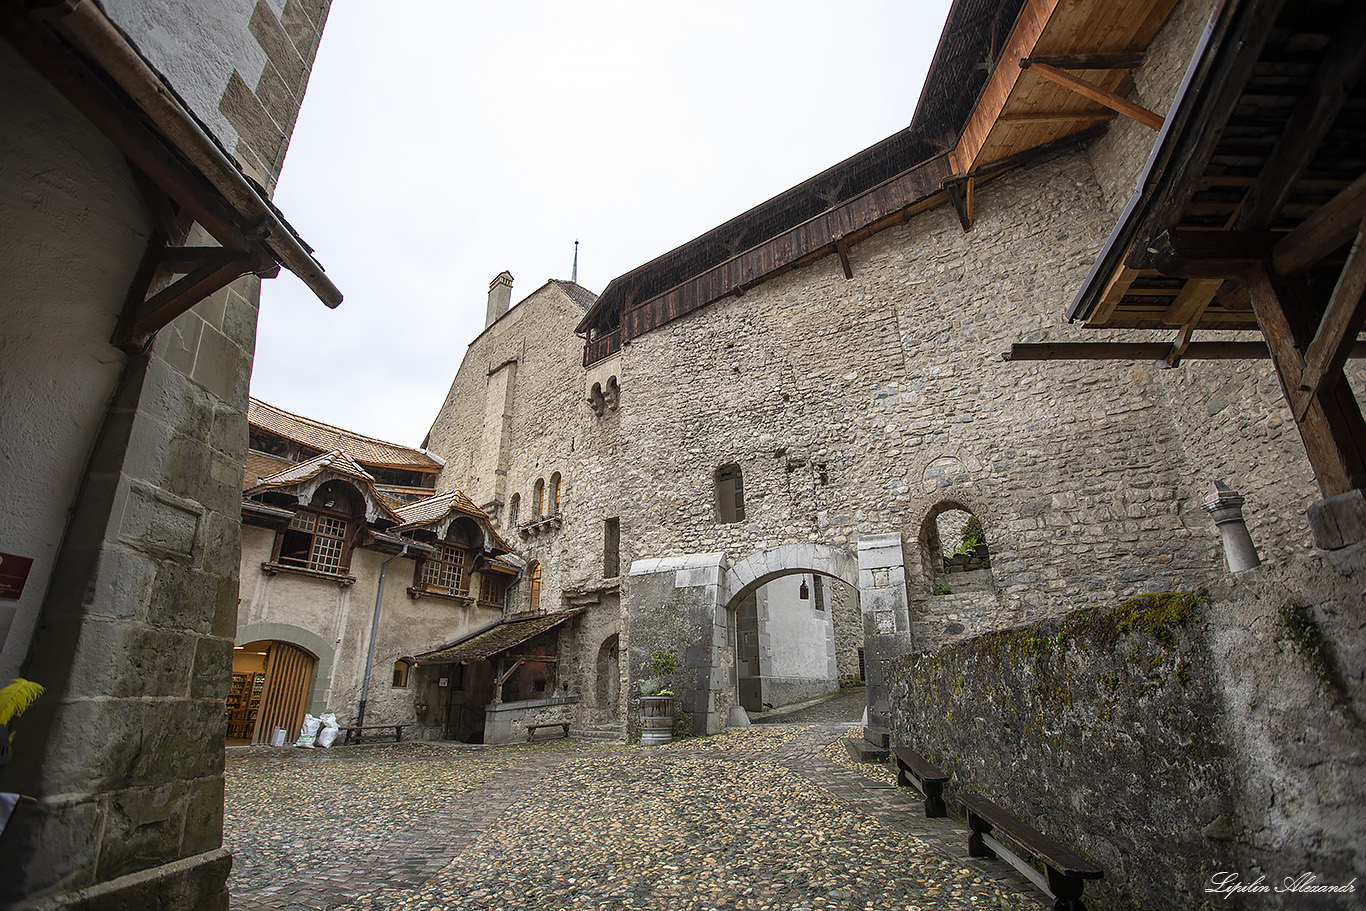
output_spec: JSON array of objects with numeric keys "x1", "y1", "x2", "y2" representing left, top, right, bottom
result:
[
  {"x1": 1245, "y1": 265, "x2": 1366, "y2": 496},
  {"x1": 832, "y1": 235, "x2": 854, "y2": 279},
  {"x1": 945, "y1": 177, "x2": 975, "y2": 231},
  {"x1": 1273, "y1": 172, "x2": 1366, "y2": 274},
  {"x1": 1292, "y1": 223, "x2": 1366, "y2": 420},
  {"x1": 1021, "y1": 53, "x2": 1145, "y2": 70},
  {"x1": 1020, "y1": 60, "x2": 1163, "y2": 131},
  {"x1": 1233, "y1": 7, "x2": 1366, "y2": 230}
]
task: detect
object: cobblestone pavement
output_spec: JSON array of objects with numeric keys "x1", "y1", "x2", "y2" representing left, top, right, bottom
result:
[{"x1": 225, "y1": 725, "x2": 1044, "y2": 911}]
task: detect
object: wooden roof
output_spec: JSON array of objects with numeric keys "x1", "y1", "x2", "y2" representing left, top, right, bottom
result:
[
  {"x1": 249, "y1": 398, "x2": 442, "y2": 472},
  {"x1": 1069, "y1": 0, "x2": 1366, "y2": 334},
  {"x1": 1058, "y1": 0, "x2": 1366, "y2": 525},
  {"x1": 576, "y1": 0, "x2": 1184, "y2": 359}
]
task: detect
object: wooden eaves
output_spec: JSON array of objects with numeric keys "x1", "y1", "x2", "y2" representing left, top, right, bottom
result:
[
  {"x1": 1059, "y1": 0, "x2": 1366, "y2": 547},
  {"x1": 0, "y1": 2, "x2": 341, "y2": 353},
  {"x1": 575, "y1": 0, "x2": 1183, "y2": 366}
]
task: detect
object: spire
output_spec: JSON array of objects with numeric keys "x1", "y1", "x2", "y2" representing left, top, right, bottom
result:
[{"x1": 572, "y1": 239, "x2": 579, "y2": 283}]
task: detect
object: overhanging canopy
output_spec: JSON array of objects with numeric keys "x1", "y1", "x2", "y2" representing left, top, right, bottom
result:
[{"x1": 412, "y1": 610, "x2": 584, "y2": 666}]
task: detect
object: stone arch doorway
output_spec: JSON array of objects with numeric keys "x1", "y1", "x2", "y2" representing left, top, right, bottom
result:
[
  {"x1": 721, "y1": 545, "x2": 860, "y2": 716},
  {"x1": 916, "y1": 500, "x2": 1002, "y2": 650},
  {"x1": 230, "y1": 639, "x2": 317, "y2": 745},
  {"x1": 594, "y1": 633, "x2": 621, "y2": 722},
  {"x1": 233, "y1": 622, "x2": 334, "y2": 744}
]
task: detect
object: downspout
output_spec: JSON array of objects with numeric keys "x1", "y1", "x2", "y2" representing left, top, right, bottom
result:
[{"x1": 357, "y1": 544, "x2": 409, "y2": 728}]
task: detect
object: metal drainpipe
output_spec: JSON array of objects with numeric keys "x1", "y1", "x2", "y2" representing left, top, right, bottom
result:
[{"x1": 357, "y1": 544, "x2": 409, "y2": 728}]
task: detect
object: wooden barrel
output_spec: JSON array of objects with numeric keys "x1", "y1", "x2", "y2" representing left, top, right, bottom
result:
[{"x1": 639, "y1": 695, "x2": 675, "y2": 745}]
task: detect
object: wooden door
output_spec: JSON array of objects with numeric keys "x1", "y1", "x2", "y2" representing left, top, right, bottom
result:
[{"x1": 251, "y1": 641, "x2": 315, "y2": 744}]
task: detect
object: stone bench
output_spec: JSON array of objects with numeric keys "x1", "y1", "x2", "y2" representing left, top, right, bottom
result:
[
  {"x1": 339, "y1": 724, "x2": 403, "y2": 745},
  {"x1": 526, "y1": 722, "x2": 570, "y2": 742},
  {"x1": 961, "y1": 793, "x2": 1103, "y2": 911},
  {"x1": 890, "y1": 745, "x2": 949, "y2": 817}
]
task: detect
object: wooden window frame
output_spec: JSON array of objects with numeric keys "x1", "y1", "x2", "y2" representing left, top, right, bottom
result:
[
  {"x1": 416, "y1": 542, "x2": 471, "y2": 597},
  {"x1": 392, "y1": 659, "x2": 411, "y2": 688},
  {"x1": 527, "y1": 561, "x2": 542, "y2": 613},
  {"x1": 275, "y1": 508, "x2": 353, "y2": 575},
  {"x1": 549, "y1": 472, "x2": 562, "y2": 515},
  {"x1": 715, "y1": 464, "x2": 746, "y2": 524},
  {"x1": 532, "y1": 479, "x2": 545, "y2": 519},
  {"x1": 478, "y1": 572, "x2": 507, "y2": 608}
]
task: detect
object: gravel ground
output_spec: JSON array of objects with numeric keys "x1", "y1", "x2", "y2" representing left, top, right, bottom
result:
[{"x1": 225, "y1": 725, "x2": 1043, "y2": 911}]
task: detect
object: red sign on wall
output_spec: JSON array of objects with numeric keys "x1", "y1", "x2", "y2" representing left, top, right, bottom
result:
[{"x1": 0, "y1": 553, "x2": 34, "y2": 600}]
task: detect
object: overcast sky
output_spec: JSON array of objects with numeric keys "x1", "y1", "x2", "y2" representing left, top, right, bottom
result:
[{"x1": 250, "y1": 1, "x2": 954, "y2": 447}]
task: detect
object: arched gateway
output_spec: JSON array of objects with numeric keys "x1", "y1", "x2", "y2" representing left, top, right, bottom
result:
[{"x1": 626, "y1": 534, "x2": 912, "y2": 739}]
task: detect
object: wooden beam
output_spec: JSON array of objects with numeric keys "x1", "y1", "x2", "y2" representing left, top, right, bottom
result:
[
  {"x1": 945, "y1": 179, "x2": 974, "y2": 231},
  {"x1": 997, "y1": 111, "x2": 1115, "y2": 124},
  {"x1": 1293, "y1": 222, "x2": 1366, "y2": 420},
  {"x1": 1144, "y1": 229, "x2": 1278, "y2": 278},
  {"x1": 1163, "y1": 278, "x2": 1223, "y2": 326},
  {"x1": 1245, "y1": 265, "x2": 1366, "y2": 496},
  {"x1": 1234, "y1": 7, "x2": 1366, "y2": 230},
  {"x1": 156, "y1": 247, "x2": 246, "y2": 274},
  {"x1": 1021, "y1": 53, "x2": 1146, "y2": 70},
  {"x1": 1020, "y1": 60, "x2": 1163, "y2": 130},
  {"x1": 1273, "y1": 172, "x2": 1366, "y2": 275},
  {"x1": 1007, "y1": 341, "x2": 1314, "y2": 361},
  {"x1": 116, "y1": 253, "x2": 255, "y2": 350},
  {"x1": 832, "y1": 235, "x2": 854, "y2": 279}
]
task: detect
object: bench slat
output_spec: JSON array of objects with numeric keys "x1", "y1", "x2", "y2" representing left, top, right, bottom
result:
[
  {"x1": 889, "y1": 745, "x2": 948, "y2": 818},
  {"x1": 890, "y1": 746, "x2": 949, "y2": 783},
  {"x1": 961, "y1": 794, "x2": 1102, "y2": 878}
]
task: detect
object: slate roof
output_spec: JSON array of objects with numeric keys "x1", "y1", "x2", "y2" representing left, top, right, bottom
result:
[
  {"x1": 412, "y1": 609, "x2": 585, "y2": 665},
  {"x1": 550, "y1": 280, "x2": 597, "y2": 312},
  {"x1": 249, "y1": 398, "x2": 442, "y2": 471}
]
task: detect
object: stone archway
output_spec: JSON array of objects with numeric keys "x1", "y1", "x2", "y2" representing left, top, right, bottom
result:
[
  {"x1": 235, "y1": 621, "x2": 335, "y2": 723},
  {"x1": 625, "y1": 534, "x2": 911, "y2": 738}
]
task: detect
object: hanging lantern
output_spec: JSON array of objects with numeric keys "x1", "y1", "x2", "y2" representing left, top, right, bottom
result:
[{"x1": 799, "y1": 578, "x2": 810, "y2": 600}]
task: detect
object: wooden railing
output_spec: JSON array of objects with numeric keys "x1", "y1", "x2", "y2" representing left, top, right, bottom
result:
[{"x1": 583, "y1": 328, "x2": 622, "y2": 366}]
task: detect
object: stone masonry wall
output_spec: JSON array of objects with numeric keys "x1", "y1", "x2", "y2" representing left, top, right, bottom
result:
[
  {"x1": 617, "y1": 151, "x2": 1234, "y2": 628},
  {"x1": 425, "y1": 281, "x2": 629, "y2": 729},
  {"x1": 886, "y1": 545, "x2": 1366, "y2": 911}
]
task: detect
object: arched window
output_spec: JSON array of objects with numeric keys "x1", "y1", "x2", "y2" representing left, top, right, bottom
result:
[
  {"x1": 527, "y1": 561, "x2": 542, "y2": 613},
  {"x1": 715, "y1": 464, "x2": 745, "y2": 524},
  {"x1": 532, "y1": 479, "x2": 545, "y2": 519},
  {"x1": 508, "y1": 493, "x2": 520, "y2": 528},
  {"x1": 548, "y1": 472, "x2": 562, "y2": 514},
  {"x1": 392, "y1": 659, "x2": 411, "y2": 688}
]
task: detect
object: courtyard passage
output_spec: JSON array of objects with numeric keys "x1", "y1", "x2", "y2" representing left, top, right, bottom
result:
[{"x1": 225, "y1": 721, "x2": 1042, "y2": 911}]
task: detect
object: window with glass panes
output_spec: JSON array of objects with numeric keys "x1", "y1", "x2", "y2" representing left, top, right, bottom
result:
[
  {"x1": 478, "y1": 572, "x2": 506, "y2": 606},
  {"x1": 280, "y1": 511, "x2": 349, "y2": 573},
  {"x1": 421, "y1": 543, "x2": 468, "y2": 595}
]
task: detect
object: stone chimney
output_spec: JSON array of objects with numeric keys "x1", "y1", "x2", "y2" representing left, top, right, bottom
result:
[{"x1": 486, "y1": 271, "x2": 514, "y2": 327}]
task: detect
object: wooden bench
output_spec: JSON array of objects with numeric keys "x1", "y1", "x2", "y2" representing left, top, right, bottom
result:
[
  {"x1": 339, "y1": 724, "x2": 404, "y2": 745},
  {"x1": 890, "y1": 745, "x2": 949, "y2": 817},
  {"x1": 526, "y1": 722, "x2": 570, "y2": 742},
  {"x1": 961, "y1": 793, "x2": 1103, "y2": 911}
]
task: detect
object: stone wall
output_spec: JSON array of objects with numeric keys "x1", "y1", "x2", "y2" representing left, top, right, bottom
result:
[
  {"x1": 886, "y1": 547, "x2": 1366, "y2": 910},
  {"x1": 0, "y1": 1, "x2": 330, "y2": 905}
]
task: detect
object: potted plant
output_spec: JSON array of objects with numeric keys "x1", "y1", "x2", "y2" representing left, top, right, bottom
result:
[{"x1": 638, "y1": 648, "x2": 678, "y2": 745}]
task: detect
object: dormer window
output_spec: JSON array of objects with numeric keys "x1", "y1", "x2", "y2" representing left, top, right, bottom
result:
[
  {"x1": 279, "y1": 512, "x2": 349, "y2": 573},
  {"x1": 420, "y1": 542, "x2": 468, "y2": 595}
]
